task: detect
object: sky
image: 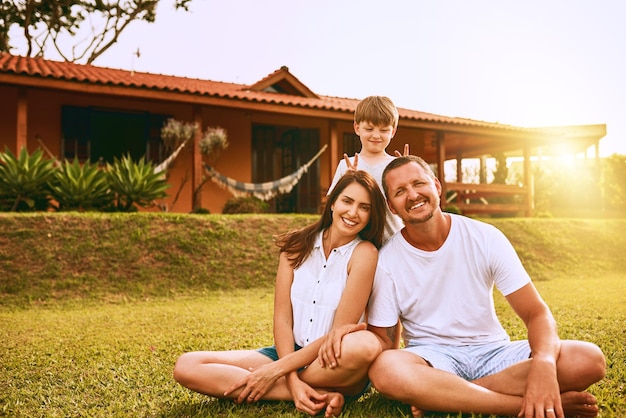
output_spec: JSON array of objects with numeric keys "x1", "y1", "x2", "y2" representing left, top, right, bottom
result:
[{"x1": 10, "y1": 0, "x2": 626, "y2": 157}]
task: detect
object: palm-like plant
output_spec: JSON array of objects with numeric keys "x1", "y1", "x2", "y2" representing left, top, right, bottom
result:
[
  {"x1": 106, "y1": 154, "x2": 169, "y2": 211},
  {"x1": 48, "y1": 158, "x2": 112, "y2": 211},
  {"x1": 0, "y1": 147, "x2": 55, "y2": 211}
]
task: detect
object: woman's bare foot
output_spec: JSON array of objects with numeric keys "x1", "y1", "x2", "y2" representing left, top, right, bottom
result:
[
  {"x1": 324, "y1": 392, "x2": 345, "y2": 418},
  {"x1": 561, "y1": 391, "x2": 599, "y2": 418}
]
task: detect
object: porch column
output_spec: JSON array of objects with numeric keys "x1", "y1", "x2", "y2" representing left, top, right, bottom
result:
[
  {"x1": 593, "y1": 141, "x2": 603, "y2": 215},
  {"x1": 16, "y1": 87, "x2": 28, "y2": 152},
  {"x1": 435, "y1": 131, "x2": 446, "y2": 207},
  {"x1": 328, "y1": 120, "x2": 339, "y2": 192},
  {"x1": 192, "y1": 105, "x2": 203, "y2": 211},
  {"x1": 455, "y1": 151, "x2": 463, "y2": 183},
  {"x1": 479, "y1": 156, "x2": 487, "y2": 184},
  {"x1": 523, "y1": 143, "x2": 533, "y2": 217}
]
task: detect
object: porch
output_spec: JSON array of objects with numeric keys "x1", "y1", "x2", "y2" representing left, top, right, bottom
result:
[{"x1": 445, "y1": 182, "x2": 530, "y2": 216}]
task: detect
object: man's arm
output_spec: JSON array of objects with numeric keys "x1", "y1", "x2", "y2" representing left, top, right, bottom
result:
[
  {"x1": 506, "y1": 281, "x2": 560, "y2": 364},
  {"x1": 368, "y1": 323, "x2": 400, "y2": 351},
  {"x1": 506, "y1": 282, "x2": 563, "y2": 417}
]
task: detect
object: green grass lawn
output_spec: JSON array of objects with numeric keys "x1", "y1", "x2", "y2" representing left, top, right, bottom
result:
[{"x1": 1, "y1": 214, "x2": 625, "y2": 417}]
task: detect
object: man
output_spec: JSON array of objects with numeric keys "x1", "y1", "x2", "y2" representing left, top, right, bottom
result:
[{"x1": 366, "y1": 155, "x2": 606, "y2": 418}]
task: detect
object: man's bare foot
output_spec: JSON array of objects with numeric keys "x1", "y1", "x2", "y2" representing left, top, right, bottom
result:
[
  {"x1": 324, "y1": 392, "x2": 345, "y2": 418},
  {"x1": 407, "y1": 392, "x2": 598, "y2": 418},
  {"x1": 410, "y1": 404, "x2": 424, "y2": 418},
  {"x1": 561, "y1": 391, "x2": 599, "y2": 418}
]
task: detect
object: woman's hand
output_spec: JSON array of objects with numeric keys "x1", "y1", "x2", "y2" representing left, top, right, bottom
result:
[
  {"x1": 318, "y1": 323, "x2": 367, "y2": 369},
  {"x1": 223, "y1": 362, "x2": 282, "y2": 404},
  {"x1": 287, "y1": 375, "x2": 328, "y2": 416}
]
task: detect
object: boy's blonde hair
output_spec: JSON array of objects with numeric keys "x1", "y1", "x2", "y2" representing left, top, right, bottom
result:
[{"x1": 354, "y1": 96, "x2": 399, "y2": 128}]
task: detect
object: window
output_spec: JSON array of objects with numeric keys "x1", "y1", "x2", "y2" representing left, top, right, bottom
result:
[{"x1": 61, "y1": 106, "x2": 169, "y2": 163}]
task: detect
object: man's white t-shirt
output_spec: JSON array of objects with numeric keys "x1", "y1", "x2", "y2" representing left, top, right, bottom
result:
[
  {"x1": 291, "y1": 232, "x2": 363, "y2": 347},
  {"x1": 368, "y1": 214, "x2": 531, "y2": 346},
  {"x1": 328, "y1": 156, "x2": 403, "y2": 243}
]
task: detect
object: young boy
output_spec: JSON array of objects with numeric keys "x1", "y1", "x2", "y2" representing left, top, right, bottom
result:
[{"x1": 328, "y1": 96, "x2": 404, "y2": 243}]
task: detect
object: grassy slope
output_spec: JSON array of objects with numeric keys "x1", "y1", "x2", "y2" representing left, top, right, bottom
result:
[
  {"x1": 0, "y1": 213, "x2": 314, "y2": 306},
  {"x1": 2, "y1": 214, "x2": 625, "y2": 306}
]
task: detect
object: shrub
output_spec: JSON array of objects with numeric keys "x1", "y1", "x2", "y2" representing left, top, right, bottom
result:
[
  {"x1": 443, "y1": 204, "x2": 462, "y2": 214},
  {"x1": 106, "y1": 154, "x2": 169, "y2": 212},
  {"x1": 222, "y1": 196, "x2": 269, "y2": 214},
  {"x1": 192, "y1": 207, "x2": 211, "y2": 214},
  {"x1": 48, "y1": 158, "x2": 112, "y2": 211},
  {"x1": 0, "y1": 147, "x2": 55, "y2": 211}
]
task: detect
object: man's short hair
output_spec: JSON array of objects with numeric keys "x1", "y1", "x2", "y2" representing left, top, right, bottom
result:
[{"x1": 381, "y1": 155, "x2": 436, "y2": 198}]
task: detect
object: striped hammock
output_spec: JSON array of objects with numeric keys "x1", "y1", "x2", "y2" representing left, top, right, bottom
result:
[{"x1": 204, "y1": 145, "x2": 327, "y2": 201}]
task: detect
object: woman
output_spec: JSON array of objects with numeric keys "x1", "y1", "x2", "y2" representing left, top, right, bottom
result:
[{"x1": 173, "y1": 170, "x2": 386, "y2": 417}]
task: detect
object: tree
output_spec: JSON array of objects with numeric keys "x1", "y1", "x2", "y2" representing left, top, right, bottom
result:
[
  {"x1": 491, "y1": 152, "x2": 509, "y2": 185},
  {"x1": 192, "y1": 125, "x2": 229, "y2": 211},
  {"x1": 156, "y1": 118, "x2": 197, "y2": 211},
  {"x1": 1, "y1": 0, "x2": 192, "y2": 64},
  {"x1": 601, "y1": 154, "x2": 626, "y2": 213},
  {"x1": 157, "y1": 118, "x2": 229, "y2": 212}
]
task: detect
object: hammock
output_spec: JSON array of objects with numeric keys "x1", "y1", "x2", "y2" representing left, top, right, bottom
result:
[
  {"x1": 154, "y1": 139, "x2": 189, "y2": 175},
  {"x1": 204, "y1": 145, "x2": 327, "y2": 201}
]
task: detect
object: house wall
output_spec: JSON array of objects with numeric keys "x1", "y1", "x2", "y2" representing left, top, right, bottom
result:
[
  {"x1": 203, "y1": 108, "x2": 346, "y2": 213},
  {"x1": 0, "y1": 84, "x2": 358, "y2": 214}
]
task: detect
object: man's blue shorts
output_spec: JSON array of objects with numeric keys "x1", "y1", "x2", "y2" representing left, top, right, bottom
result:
[{"x1": 405, "y1": 340, "x2": 532, "y2": 381}]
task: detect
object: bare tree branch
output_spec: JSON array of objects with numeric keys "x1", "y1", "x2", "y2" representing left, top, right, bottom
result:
[{"x1": 2, "y1": 0, "x2": 192, "y2": 64}]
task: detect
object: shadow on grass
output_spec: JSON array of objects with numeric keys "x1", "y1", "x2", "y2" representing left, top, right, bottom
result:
[
  {"x1": 156, "y1": 393, "x2": 503, "y2": 418},
  {"x1": 157, "y1": 398, "x2": 310, "y2": 417}
]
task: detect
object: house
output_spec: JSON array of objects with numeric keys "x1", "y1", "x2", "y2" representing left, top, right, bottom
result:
[{"x1": 0, "y1": 53, "x2": 606, "y2": 215}]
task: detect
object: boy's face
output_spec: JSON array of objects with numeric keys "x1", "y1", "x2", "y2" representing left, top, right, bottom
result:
[{"x1": 354, "y1": 121, "x2": 396, "y2": 155}]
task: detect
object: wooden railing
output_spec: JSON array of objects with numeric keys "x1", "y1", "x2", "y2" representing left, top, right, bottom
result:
[{"x1": 445, "y1": 182, "x2": 531, "y2": 216}]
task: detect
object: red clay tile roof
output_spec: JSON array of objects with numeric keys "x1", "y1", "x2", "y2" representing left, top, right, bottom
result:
[
  {"x1": 0, "y1": 53, "x2": 528, "y2": 131},
  {"x1": 249, "y1": 66, "x2": 320, "y2": 99}
]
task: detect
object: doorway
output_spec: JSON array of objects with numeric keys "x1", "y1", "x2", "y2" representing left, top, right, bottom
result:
[{"x1": 252, "y1": 125, "x2": 321, "y2": 213}]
